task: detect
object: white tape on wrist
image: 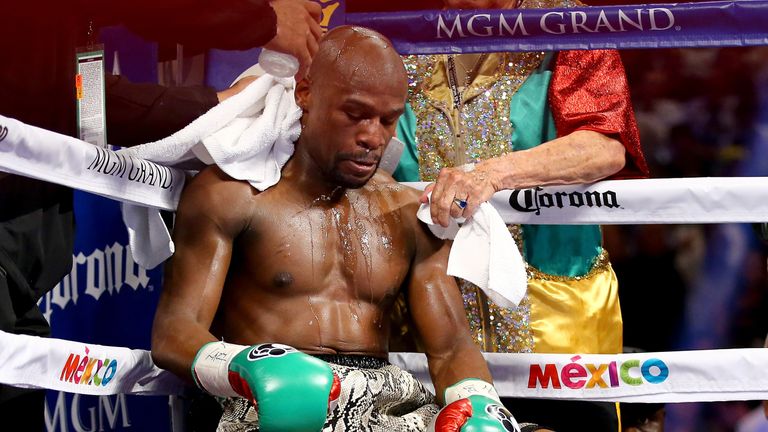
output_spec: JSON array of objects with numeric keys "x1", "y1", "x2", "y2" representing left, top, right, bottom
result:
[
  {"x1": 192, "y1": 341, "x2": 247, "y2": 397},
  {"x1": 444, "y1": 378, "x2": 501, "y2": 404}
]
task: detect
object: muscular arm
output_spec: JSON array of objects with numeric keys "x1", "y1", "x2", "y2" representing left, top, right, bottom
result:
[
  {"x1": 405, "y1": 203, "x2": 492, "y2": 404},
  {"x1": 151, "y1": 167, "x2": 252, "y2": 381}
]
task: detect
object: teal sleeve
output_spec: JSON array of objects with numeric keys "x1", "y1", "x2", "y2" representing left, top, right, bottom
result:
[
  {"x1": 393, "y1": 103, "x2": 420, "y2": 182},
  {"x1": 509, "y1": 53, "x2": 556, "y2": 152},
  {"x1": 511, "y1": 53, "x2": 603, "y2": 277}
]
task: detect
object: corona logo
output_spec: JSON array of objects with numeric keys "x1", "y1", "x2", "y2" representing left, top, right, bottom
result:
[
  {"x1": 38, "y1": 242, "x2": 151, "y2": 324},
  {"x1": 509, "y1": 187, "x2": 621, "y2": 215}
]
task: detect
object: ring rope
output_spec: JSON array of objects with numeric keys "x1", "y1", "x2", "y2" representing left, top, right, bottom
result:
[
  {"x1": 405, "y1": 179, "x2": 768, "y2": 225},
  {"x1": 3, "y1": 114, "x2": 768, "y2": 225},
  {"x1": 0, "y1": 330, "x2": 183, "y2": 397},
  {"x1": 3, "y1": 330, "x2": 767, "y2": 403},
  {"x1": 0, "y1": 115, "x2": 183, "y2": 211},
  {"x1": 391, "y1": 351, "x2": 768, "y2": 403}
]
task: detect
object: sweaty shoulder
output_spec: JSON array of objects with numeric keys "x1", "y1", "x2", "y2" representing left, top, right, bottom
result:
[
  {"x1": 365, "y1": 170, "x2": 422, "y2": 222},
  {"x1": 176, "y1": 165, "x2": 258, "y2": 237},
  {"x1": 367, "y1": 172, "x2": 446, "y2": 258}
]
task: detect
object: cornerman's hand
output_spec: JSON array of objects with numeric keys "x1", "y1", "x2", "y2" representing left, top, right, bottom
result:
[
  {"x1": 420, "y1": 160, "x2": 504, "y2": 227},
  {"x1": 264, "y1": 0, "x2": 323, "y2": 81},
  {"x1": 217, "y1": 76, "x2": 257, "y2": 102}
]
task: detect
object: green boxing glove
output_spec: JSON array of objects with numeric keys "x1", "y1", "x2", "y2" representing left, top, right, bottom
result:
[
  {"x1": 192, "y1": 342, "x2": 341, "y2": 432},
  {"x1": 429, "y1": 379, "x2": 520, "y2": 432}
]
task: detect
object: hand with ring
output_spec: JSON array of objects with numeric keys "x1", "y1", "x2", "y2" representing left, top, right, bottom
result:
[
  {"x1": 453, "y1": 198, "x2": 468, "y2": 210},
  {"x1": 420, "y1": 161, "x2": 501, "y2": 227}
]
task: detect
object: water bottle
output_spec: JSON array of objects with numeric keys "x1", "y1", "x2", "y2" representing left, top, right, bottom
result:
[{"x1": 258, "y1": 49, "x2": 300, "y2": 78}]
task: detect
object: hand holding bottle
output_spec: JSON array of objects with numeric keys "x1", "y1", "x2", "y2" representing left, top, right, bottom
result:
[{"x1": 264, "y1": 0, "x2": 323, "y2": 80}]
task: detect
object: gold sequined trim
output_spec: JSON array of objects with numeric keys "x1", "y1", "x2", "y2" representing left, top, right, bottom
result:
[
  {"x1": 508, "y1": 224, "x2": 524, "y2": 253},
  {"x1": 526, "y1": 249, "x2": 612, "y2": 282}
]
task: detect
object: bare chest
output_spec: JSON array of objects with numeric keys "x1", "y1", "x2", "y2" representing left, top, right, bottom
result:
[{"x1": 234, "y1": 196, "x2": 413, "y2": 303}]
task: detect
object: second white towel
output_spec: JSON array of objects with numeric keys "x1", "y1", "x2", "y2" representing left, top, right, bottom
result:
[{"x1": 417, "y1": 195, "x2": 528, "y2": 308}]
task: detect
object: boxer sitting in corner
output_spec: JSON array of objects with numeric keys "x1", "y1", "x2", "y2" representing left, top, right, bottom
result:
[{"x1": 151, "y1": 25, "x2": 547, "y2": 432}]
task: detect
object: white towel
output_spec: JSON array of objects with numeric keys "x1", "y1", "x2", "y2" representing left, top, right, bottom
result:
[
  {"x1": 417, "y1": 195, "x2": 527, "y2": 308},
  {"x1": 121, "y1": 69, "x2": 301, "y2": 268}
]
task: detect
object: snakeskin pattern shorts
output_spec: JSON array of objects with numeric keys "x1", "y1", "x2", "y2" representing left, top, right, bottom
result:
[{"x1": 217, "y1": 356, "x2": 439, "y2": 432}]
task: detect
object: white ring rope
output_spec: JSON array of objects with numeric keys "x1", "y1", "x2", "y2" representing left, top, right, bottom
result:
[
  {"x1": 0, "y1": 115, "x2": 184, "y2": 211},
  {"x1": 3, "y1": 114, "x2": 768, "y2": 225},
  {"x1": 3, "y1": 330, "x2": 767, "y2": 403},
  {"x1": 0, "y1": 330, "x2": 183, "y2": 397},
  {"x1": 390, "y1": 351, "x2": 768, "y2": 403},
  {"x1": 405, "y1": 179, "x2": 768, "y2": 225}
]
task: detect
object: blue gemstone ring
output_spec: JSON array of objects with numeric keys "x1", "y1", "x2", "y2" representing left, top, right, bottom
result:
[{"x1": 453, "y1": 198, "x2": 468, "y2": 209}]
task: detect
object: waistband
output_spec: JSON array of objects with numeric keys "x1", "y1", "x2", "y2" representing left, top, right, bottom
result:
[{"x1": 312, "y1": 354, "x2": 389, "y2": 369}]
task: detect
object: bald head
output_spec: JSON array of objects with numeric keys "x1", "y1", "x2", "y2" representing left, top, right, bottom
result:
[
  {"x1": 306, "y1": 26, "x2": 407, "y2": 92},
  {"x1": 292, "y1": 26, "x2": 408, "y2": 189}
]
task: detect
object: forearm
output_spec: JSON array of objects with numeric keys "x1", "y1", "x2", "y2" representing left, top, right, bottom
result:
[
  {"x1": 106, "y1": 75, "x2": 218, "y2": 147},
  {"x1": 427, "y1": 341, "x2": 493, "y2": 404},
  {"x1": 151, "y1": 316, "x2": 218, "y2": 383},
  {"x1": 408, "y1": 225, "x2": 495, "y2": 403},
  {"x1": 486, "y1": 130, "x2": 626, "y2": 190}
]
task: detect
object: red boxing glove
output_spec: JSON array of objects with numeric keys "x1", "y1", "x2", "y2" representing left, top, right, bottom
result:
[
  {"x1": 429, "y1": 379, "x2": 519, "y2": 432},
  {"x1": 433, "y1": 398, "x2": 473, "y2": 430}
]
